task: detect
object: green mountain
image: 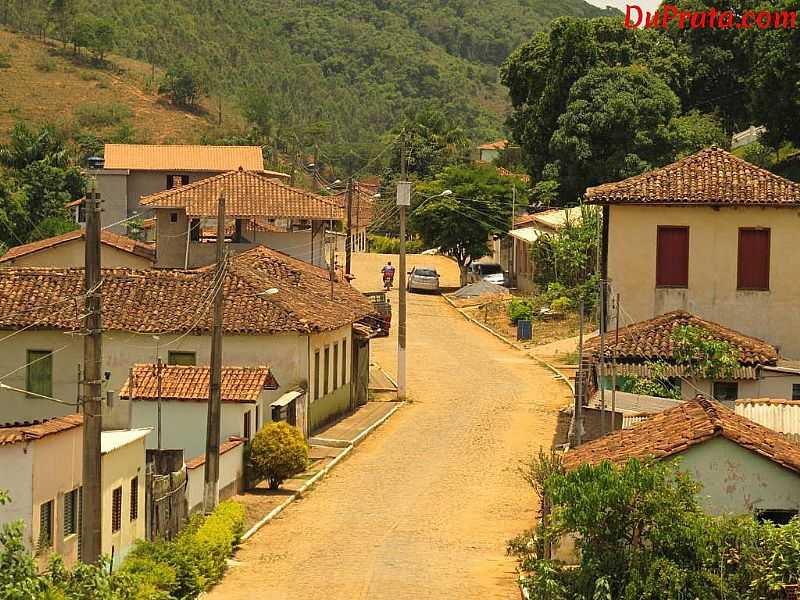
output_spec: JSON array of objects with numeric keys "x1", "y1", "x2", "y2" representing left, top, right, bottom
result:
[{"x1": 2, "y1": 1, "x2": 617, "y2": 167}]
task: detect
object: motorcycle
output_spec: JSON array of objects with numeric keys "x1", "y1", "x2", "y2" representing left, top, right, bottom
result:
[{"x1": 383, "y1": 273, "x2": 394, "y2": 290}]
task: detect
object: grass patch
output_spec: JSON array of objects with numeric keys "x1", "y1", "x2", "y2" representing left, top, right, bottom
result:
[
  {"x1": 74, "y1": 101, "x2": 132, "y2": 127},
  {"x1": 34, "y1": 54, "x2": 57, "y2": 72},
  {"x1": 0, "y1": 51, "x2": 11, "y2": 69}
]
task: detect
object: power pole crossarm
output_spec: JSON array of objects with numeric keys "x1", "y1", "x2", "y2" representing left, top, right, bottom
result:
[
  {"x1": 204, "y1": 192, "x2": 226, "y2": 513},
  {"x1": 80, "y1": 181, "x2": 103, "y2": 564}
]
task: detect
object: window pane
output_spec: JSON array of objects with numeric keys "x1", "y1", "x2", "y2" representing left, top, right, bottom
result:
[
  {"x1": 324, "y1": 347, "x2": 330, "y2": 395},
  {"x1": 314, "y1": 351, "x2": 320, "y2": 400},
  {"x1": 342, "y1": 339, "x2": 347, "y2": 384},
  {"x1": 39, "y1": 500, "x2": 53, "y2": 548},
  {"x1": 713, "y1": 382, "x2": 738, "y2": 402},
  {"x1": 793, "y1": 384, "x2": 800, "y2": 401},
  {"x1": 130, "y1": 478, "x2": 138, "y2": 521},
  {"x1": 333, "y1": 344, "x2": 339, "y2": 390},
  {"x1": 112, "y1": 487, "x2": 122, "y2": 533},
  {"x1": 167, "y1": 351, "x2": 196, "y2": 366},
  {"x1": 656, "y1": 227, "x2": 689, "y2": 287},
  {"x1": 737, "y1": 229, "x2": 770, "y2": 290},
  {"x1": 26, "y1": 350, "x2": 53, "y2": 397},
  {"x1": 64, "y1": 489, "x2": 78, "y2": 536}
]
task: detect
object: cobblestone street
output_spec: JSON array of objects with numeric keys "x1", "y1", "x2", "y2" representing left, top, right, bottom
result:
[{"x1": 207, "y1": 254, "x2": 569, "y2": 599}]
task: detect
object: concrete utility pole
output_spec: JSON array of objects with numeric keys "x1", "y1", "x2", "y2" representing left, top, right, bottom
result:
[
  {"x1": 154, "y1": 357, "x2": 163, "y2": 450},
  {"x1": 574, "y1": 300, "x2": 585, "y2": 446},
  {"x1": 599, "y1": 279, "x2": 606, "y2": 435},
  {"x1": 611, "y1": 293, "x2": 620, "y2": 431},
  {"x1": 81, "y1": 179, "x2": 103, "y2": 564},
  {"x1": 397, "y1": 136, "x2": 409, "y2": 400},
  {"x1": 345, "y1": 177, "x2": 354, "y2": 276},
  {"x1": 204, "y1": 192, "x2": 226, "y2": 513}
]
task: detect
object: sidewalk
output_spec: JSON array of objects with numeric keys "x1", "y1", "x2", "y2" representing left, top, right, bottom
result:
[{"x1": 233, "y1": 400, "x2": 404, "y2": 535}]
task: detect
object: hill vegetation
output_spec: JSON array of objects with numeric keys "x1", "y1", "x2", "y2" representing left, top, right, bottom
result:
[{"x1": 0, "y1": 0, "x2": 617, "y2": 170}]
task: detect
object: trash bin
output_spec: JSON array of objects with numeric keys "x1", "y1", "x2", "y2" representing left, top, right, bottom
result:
[{"x1": 517, "y1": 319, "x2": 532, "y2": 341}]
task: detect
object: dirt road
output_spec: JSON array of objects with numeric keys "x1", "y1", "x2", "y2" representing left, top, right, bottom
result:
[{"x1": 207, "y1": 253, "x2": 568, "y2": 600}]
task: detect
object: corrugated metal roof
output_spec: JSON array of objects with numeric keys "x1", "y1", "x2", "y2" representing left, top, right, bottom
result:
[
  {"x1": 603, "y1": 362, "x2": 760, "y2": 380},
  {"x1": 590, "y1": 390, "x2": 685, "y2": 414},
  {"x1": 103, "y1": 144, "x2": 275, "y2": 173},
  {"x1": 736, "y1": 399, "x2": 800, "y2": 439},
  {"x1": 101, "y1": 428, "x2": 152, "y2": 454},
  {"x1": 509, "y1": 227, "x2": 542, "y2": 244}
]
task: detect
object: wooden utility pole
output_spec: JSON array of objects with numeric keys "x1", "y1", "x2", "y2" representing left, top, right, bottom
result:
[
  {"x1": 81, "y1": 180, "x2": 103, "y2": 564},
  {"x1": 345, "y1": 177, "x2": 354, "y2": 275},
  {"x1": 397, "y1": 136, "x2": 408, "y2": 400},
  {"x1": 204, "y1": 193, "x2": 226, "y2": 513},
  {"x1": 329, "y1": 231, "x2": 336, "y2": 300}
]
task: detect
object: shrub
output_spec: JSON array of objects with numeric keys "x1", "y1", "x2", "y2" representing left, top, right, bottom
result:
[
  {"x1": 0, "y1": 52, "x2": 11, "y2": 69},
  {"x1": 74, "y1": 102, "x2": 132, "y2": 127},
  {"x1": 249, "y1": 421, "x2": 308, "y2": 489},
  {"x1": 508, "y1": 297, "x2": 536, "y2": 324},
  {"x1": 368, "y1": 234, "x2": 423, "y2": 254},
  {"x1": 549, "y1": 296, "x2": 571, "y2": 313},
  {"x1": 35, "y1": 55, "x2": 57, "y2": 72}
]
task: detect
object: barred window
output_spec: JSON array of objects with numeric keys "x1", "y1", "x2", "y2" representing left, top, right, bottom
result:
[
  {"x1": 64, "y1": 489, "x2": 78, "y2": 536},
  {"x1": 39, "y1": 499, "x2": 53, "y2": 548},
  {"x1": 111, "y1": 487, "x2": 122, "y2": 533},
  {"x1": 130, "y1": 478, "x2": 139, "y2": 521}
]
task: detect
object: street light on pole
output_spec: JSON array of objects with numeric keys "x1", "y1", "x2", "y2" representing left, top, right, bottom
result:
[{"x1": 396, "y1": 183, "x2": 452, "y2": 401}]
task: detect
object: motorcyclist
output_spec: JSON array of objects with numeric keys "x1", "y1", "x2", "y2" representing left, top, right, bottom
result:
[{"x1": 381, "y1": 261, "x2": 396, "y2": 289}]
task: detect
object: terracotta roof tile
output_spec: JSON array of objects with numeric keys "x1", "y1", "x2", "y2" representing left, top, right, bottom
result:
[
  {"x1": 0, "y1": 228, "x2": 155, "y2": 263},
  {"x1": 0, "y1": 246, "x2": 375, "y2": 334},
  {"x1": 563, "y1": 395, "x2": 800, "y2": 473},
  {"x1": 479, "y1": 140, "x2": 508, "y2": 151},
  {"x1": 585, "y1": 147, "x2": 800, "y2": 206},
  {"x1": 496, "y1": 166, "x2": 530, "y2": 183},
  {"x1": 585, "y1": 311, "x2": 777, "y2": 366},
  {"x1": 103, "y1": 144, "x2": 277, "y2": 173},
  {"x1": 140, "y1": 169, "x2": 344, "y2": 220},
  {"x1": 0, "y1": 414, "x2": 83, "y2": 445},
  {"x1": 185, "y1": 438, "x2": 243, "y2": 469},
  {"x1": 120, "y1": 364, "x2": 277, "y2": 403}
]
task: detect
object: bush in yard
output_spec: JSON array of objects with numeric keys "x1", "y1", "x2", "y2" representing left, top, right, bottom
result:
[
  {"x1": 549, "y1": 296, "x2": 570, "y2": 313},
  {"x1": 368, "y1": 234, "x2": 423, "y2": 254},
  {"x1": 508, "y1": 297, "x2": 536, "y2": 324},
  {"x1": 249, "y1": 421, "x2": 308, "y2": 489}
]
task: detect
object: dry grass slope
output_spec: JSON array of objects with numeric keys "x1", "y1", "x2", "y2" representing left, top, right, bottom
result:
[{"x1": 0, "y1": 28, "x2": 243, "y2": 144}]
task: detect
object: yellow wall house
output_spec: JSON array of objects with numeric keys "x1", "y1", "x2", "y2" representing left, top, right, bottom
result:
[
  {"x1": 86, "y1": 144, "x2": 288, "y2": 233},
  {"x1": 586, "y1": 146, "x2": 800, "y2": 359},
  {"x1": 0, "y1": 228, "x2": 155, "y2": 269},
  {"x1": 0, "y1": 415, "x2": 149, "y2": 569},
  {"x1": 0, "y1": 247, "x2": 376, "y2": 438},
  {"x1": 584, "y1": 311, "x2": 800, "y2": 405},
  {"x1": 562, "y1": 395, "x2": 800, "y2": 520}
]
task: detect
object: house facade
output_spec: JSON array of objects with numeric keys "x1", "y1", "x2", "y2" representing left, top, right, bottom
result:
[
  {"x1": 87, "y1": 144, "x2": 288, "y2": 233},
  {"x1": 587, "y1": 146, "x2": 800, "y2": 358},
  {"x1": 120, "y1": 365, "x2": 278, "y2": 458},
  {"x1": 0, "y1": 247, "x2": 375, "y2": 438},
  {"x1": 0, "y1": 416, "x2": 148, "y2": 568},
  {"x1": 139, "y1": 168, "x2": 343, "y2": 269},
  {"x1": 0, "y1": 228, "x2": 155, "y2": 269},
  {"x1": 563, "y1": 396, "x2": 800, "y2": 518}
]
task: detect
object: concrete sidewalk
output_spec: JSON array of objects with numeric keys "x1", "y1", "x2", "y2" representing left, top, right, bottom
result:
[{"x1": 311, "y1": 401, "x2": 401, "y2": 446}]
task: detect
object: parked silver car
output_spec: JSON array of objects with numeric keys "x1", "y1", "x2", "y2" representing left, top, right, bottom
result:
[
  {"x1": 407, "y1": 266, "x2": 440, "y2": 293},
  {"x1": 467, "y1": 263, "x2": 510, "y2": 287}
]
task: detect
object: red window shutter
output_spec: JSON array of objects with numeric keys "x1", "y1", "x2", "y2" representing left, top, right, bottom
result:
[
  {"x1": 656, "y1": 226, "x2": 689, "y2": 287},
  {"x1": 738, "y1": 229, "x2": 770, "y2": 290}
]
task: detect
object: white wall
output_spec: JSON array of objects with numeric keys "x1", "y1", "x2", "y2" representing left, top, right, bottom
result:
[
  {"x1": 185, "y1": 442, "x2": 244, "y2": 514},
  {"x1": 131, "y1": 400, "x2": 254, "y2": 459},
  {"x1": 0, "y1": 330, "x2": 308, "y2": 424},
  {"x1": 0, "y1": 443, "x2": 33, "y2": 545},
  {"x1": 101, "y1": 438, "x2": 146, "y2": 567},
  {"x1": 308, "y1": 325, "x2": 352, "y2": 404}
]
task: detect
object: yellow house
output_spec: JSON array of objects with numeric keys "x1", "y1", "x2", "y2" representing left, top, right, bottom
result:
[
  {"x1": 0, "y1": 415, "x2": 149, "y2": 569},
  {"x1": 0, "y1": 228, "x2": 155, "y2": 269},
  {"x1": 586, "y1": 147, "x2": 800, "y2": 358}
]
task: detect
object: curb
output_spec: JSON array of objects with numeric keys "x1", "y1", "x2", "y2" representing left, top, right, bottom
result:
[
  {"x1": 442, "y1": 294, "x2": 575, "y2": 393},
  {"x1": 239, "y1": 402, "x2": 404, "y2": 543}
]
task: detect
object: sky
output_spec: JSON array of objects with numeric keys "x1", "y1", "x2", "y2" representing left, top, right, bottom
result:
[{"x1": 585, "y1": 0, "x2": 661, "y2": 12}]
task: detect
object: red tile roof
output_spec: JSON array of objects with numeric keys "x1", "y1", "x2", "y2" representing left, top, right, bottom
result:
[
  {"x1": 585, "y1": 147, "x2": 800, "y2": 206},
  {"x1": 103, "y1": 144, "x2": 279, "y2": 174},
  {"x1": 0, "y1": 228, "x2": 155, "y2": 263},
  {"x1": 0, "y1": 414, "x2": 83, "y2": 445},
  {"x1": 186, "y1": 438, "x2": 244, "y2": 469},
  {"x1": 562, "y1": 395, "x2": 800, "y2": 474},
  {"x1": 585, "y1": 311, "x2": 777, "y2": 366},
  {"x1": 120, "y1": 364, "x2": 277, "y2": 403},
  {"x1": 496, "y1": 166, "x2": 530, "y2": 183},
  {"x1": 0, "y1": 246, "x2": 375, "y2": 334},
  {"x1": 140, "y1": 169, "x2": 344, "y2": 220},
  {"x1": 479, "y1": 140, "x2": 508, "y2": 151}
]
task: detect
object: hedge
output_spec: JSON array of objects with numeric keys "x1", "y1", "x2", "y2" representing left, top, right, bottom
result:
[
  {"x1": 368, "y1": 234, "x2": 424, "y2": 254},
  {"x1": 121, "y1": 500, "x2": 246, "y2": 599}
]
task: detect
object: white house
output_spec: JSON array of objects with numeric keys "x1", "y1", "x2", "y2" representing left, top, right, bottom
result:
[
  {"x1": 0, "y1": 415, "x2": 149, "y2": 568},
  {"x1": 120, "y1": 364, "x2": 278, "y2": 458},
  {"x1": 0, "y1": 246, "x2": 376, "y2": 437}
]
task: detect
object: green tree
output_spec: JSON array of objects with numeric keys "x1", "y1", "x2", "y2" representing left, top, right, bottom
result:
[
  {"x1": 667, "y1": 110, "x2": 729, "y2": 159},
  {"x1": 159, "y1": 59, "x2": 206, "y2": 109},
  {"x1": 411, "y1": 164, "x2": 527, "y2": 285},
  {"x1": 87, "y1": 17, "x2": 115, "y2": 62},
  {"x1": 548, "y1": 65, "x2": 681, "y2": 202},
  {"x1": 48, "y1": 0, "x2": 76, "y2": 45}
]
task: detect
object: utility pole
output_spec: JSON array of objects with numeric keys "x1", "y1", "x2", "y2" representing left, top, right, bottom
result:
[
  {"x1": 397, "y1": 135, "x2": 409, "y2": 400},
  {"x1": 611, "y1": 293, "x2": 620, "y2": 431},
  {"x1": 599, "y1": 279, "x2": 606, "y2": 435},
  {"x1": 329, "y1": 231, "x2": 336, "y2": 300},
  {"x1": 574, "y1": 300, "x2": 585, "y2": 446},
  {"x1": 204, "y1": 192, "x2": 226, "y2": 513},
  {"x1": 81, "y1": 179, "x2": 103, "y2": 564},
  {"x1": 345, "y1": 177, "x2": 354, "y2": 276},
  {"x1": 154, "y1": 357, "x2": 163, "y2": 450}
]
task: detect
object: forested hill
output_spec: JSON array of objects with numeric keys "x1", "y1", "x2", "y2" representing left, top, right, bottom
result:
[{"x1": 1, "y1": 0, "x2": 617, "y2": 165}]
